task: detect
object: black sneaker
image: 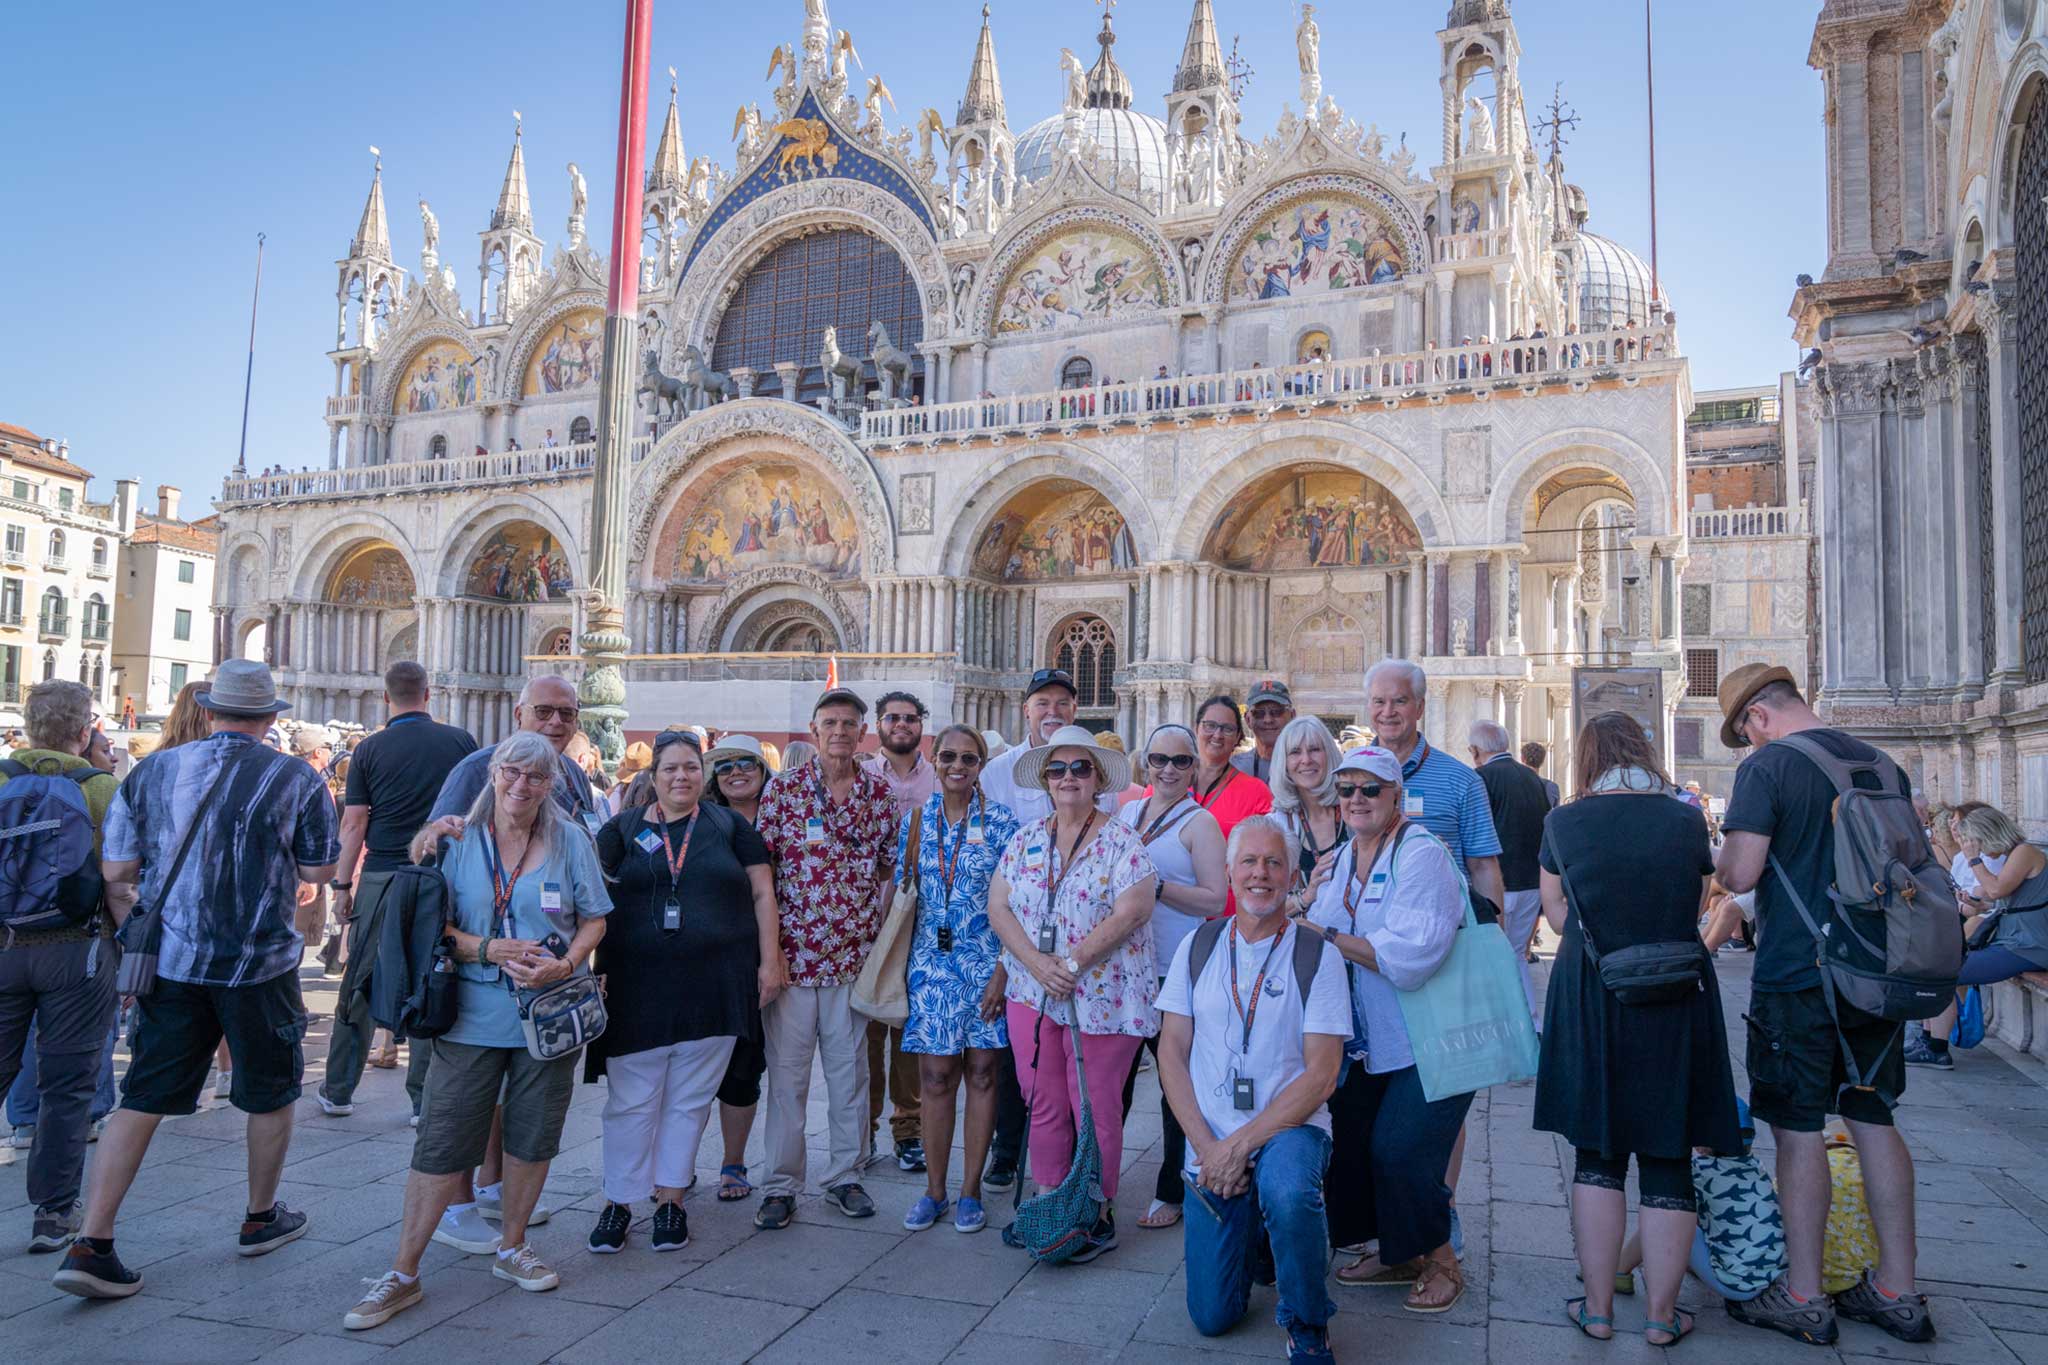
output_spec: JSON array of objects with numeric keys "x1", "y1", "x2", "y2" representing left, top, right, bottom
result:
[
  {"x1": 1903, "y1": 1038, "x2": 1954, "y2": 1070},
  {"x1": 238, "y1": 1202, "x2": 309, "y2": 1257},
  {"x1": 1066, "y1": 1210, "x2": 1118, "y2": 1264},
  {"x1": 824, "y1": 1183, "x2": 876, "y2": 1219},
  {"x1": 1727, "y1": 1277, "x2": 1838, "y2": 1346},
  {"x1": 52, "y1": 1238, "x2": 142, "y2": 1298},
  {"x1": 984, "y1": 1155, "x2": 1018, "y2": 1190},
  {"x1": 651, "y1": 1200, "x2": 689, "y2": 1252},
  {"x1": 895, "y1": 1139, "x2": 927, "y2": 1173},
  {"x1": 318, "y1": 934, "x2": 344, "y2": 976},
  {"x1": 1835, "y1": 1270, "x2": 1936, "y2": 1342},
  {"x1": 754, "y1": 1195, "x2": 796, "y2": 1231},
  {"x1": 588, "y1": 1202, "x2": 630, "y2": 1254}
]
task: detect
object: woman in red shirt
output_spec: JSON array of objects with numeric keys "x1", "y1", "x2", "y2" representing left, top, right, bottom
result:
[{"x1": 1190, "y1": 696, "x2": 1273, "y2": 914}]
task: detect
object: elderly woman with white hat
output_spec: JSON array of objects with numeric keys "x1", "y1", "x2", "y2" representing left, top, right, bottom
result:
[
  {"x1": 985, "y1": 725, "x2": 1159, "y2": 1263},
  {"x1": 1297, "y1": 746, "x2": 1473, "y2": 1314}
]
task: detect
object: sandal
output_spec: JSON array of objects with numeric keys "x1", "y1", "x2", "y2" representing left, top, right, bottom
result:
[
  {"x1": 1565, "y1": 1297, "x2": 1614, "y2": 1340},
  {"x1": 1337, "y1": 1252, "x2": 1424, "y2": 1288},
  {"x1": 1403, "y1": 1258, "x2": 1465, "y2": 1314},
  {"x1": 717, "y1": 1164, "x2": 753, "y2": 1202},
  {"x1": 1137, "y1": 1200, "x2": 1182, "y2": 1230},
  {"x1": 1645, "y1": 1310, "x2": 1694, "y2": 1346}
]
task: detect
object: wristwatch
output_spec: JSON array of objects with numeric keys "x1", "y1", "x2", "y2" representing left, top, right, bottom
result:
[
  {"x1": 328, "y1": 879, "x2": 353, "y2": 892},
  {"x1": 1063, "y1": 955, "x2": 1081, "y2": 975}
]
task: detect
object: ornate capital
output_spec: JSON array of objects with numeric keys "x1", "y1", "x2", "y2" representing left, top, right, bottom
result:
[{"x1": 1817, "y1": 360, "x2": 1890, "y2": 418}]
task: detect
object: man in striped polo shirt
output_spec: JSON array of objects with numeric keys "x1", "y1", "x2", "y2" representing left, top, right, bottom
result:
[{"x1": 1362, "y1": 659, "x2": 1506, "y2": 911}]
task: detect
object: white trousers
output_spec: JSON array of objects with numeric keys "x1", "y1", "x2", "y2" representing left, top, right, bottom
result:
[
  {"x1": 761, "y1": 983, "x2": 870, "y2": 1198},
  {"x1": 1502, "y1": 887, "x2": 1544, "y2": 1021},
  {"x1": 600, "y1": 1035, "x2": 737, "y2": 1205}
]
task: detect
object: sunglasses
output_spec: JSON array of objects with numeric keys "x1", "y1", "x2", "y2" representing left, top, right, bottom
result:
[
  {"x1": 712, "y1": 757, "x2": 759, "y2": 776},
  {"x1": 879, "y1": 712, "x2": 923, "y2": 726},
  {"x1": 1334, "y1": 781, "x2": 1386, "y2": 801},
  {"x1": 1044, "y1": 759, "x2": 1097, "y2": 780},
  {"x1": 935, "y1": 749, "x2": 983, "y2": 768},
  {"x1": 528, "y1": 704, "x2": 579, "y2": 721},
  {"x1": 1145, "y1": 752, "x2": 1195, "y2": 770}
]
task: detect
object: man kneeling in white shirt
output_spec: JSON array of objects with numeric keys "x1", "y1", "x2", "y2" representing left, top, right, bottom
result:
[{"x1": 1157, "y1": 814, "x2": 1348, "y2": 1365}]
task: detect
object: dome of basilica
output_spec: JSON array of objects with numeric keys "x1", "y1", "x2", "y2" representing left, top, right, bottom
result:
[
  {"x1": 1576, "y1": 233, "x2": 1668, "y2": 332},
  {"x1": 1013, "y1": 106, "x2": 1174, "y2": 200}
]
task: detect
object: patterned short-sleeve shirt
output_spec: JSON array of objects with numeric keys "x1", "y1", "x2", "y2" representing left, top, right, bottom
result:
[
  {"x1": 995, "y1": 814, "x2": 1160, "y2": 1038},
  {"x1": 755, "y1": 759, "x2": 898, "y2": 987}
]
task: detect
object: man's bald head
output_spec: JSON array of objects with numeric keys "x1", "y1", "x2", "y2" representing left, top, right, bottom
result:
[{"x1": 516, "y1": 675, "x2": 581, "y2": 752}]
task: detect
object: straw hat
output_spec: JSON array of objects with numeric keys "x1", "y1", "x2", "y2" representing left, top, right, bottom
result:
[
  {"x1": 1012, "y1": 725, "x2": 1132, "y2": 794},
  {"x1": 705, "y1": 733, "x2": 768, "y2": 769},
  {"x1": 980, "y1": 729, "x2": 1008, "y2": 762},
  {"x1": 616, "y1": 741, "x2": 654, "y2": 778}
]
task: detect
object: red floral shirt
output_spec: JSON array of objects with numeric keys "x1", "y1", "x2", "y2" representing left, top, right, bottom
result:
[{"x1": 756, "y1": 759, "x2": 898, "y2": 987}]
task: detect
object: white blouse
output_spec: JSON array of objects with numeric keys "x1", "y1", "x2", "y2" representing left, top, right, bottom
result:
[{"x1": 1306, "y1": 823, "x2": 1465, "y2": 1074}]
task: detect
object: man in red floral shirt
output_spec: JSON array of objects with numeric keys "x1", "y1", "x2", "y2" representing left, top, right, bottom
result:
[{"x1": 753, "y1": 688, "x2": 898, "y2": 1230}]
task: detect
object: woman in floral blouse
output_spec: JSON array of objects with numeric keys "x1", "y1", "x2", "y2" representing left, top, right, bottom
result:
[
  {"x1": 897, "y1": 725, "x2": 1020, "y2": 1236},
  {"x1": 986, "y1": 725, "x2": 1159, "y2": 1262}
]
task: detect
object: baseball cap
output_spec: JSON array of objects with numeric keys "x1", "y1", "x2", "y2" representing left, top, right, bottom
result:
[
  {"x1": 814, "y1": 687, "x2": 869, "y2": 717},
  {"x1": 1333, "y1": 746, "x2": 1401, "y2": 785},
  {"x1": 1022, "y1": 668, "x2": 1077, "y2": 700},
  {"x1": 1247, "y1": 679, "x2": 1293, "y2": 708}
]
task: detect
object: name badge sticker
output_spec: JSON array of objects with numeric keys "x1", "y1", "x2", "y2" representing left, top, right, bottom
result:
[
  {"x1": 804, "y1": 816, "x2": 826, "y2": 845},
  {"x1": 1367, "y1": 870, "x2": 1389, "y2": 891},
  {"x1": 581, "y1": 810, "x2": 604, "y2": 836},
  {"x1": 967, "y1": 816, "x2": 986, "y2": 845},
  {"x1": 635, "y1": 829, "x2": 664, "y2": 853},
  {"x1": 540, "y1": 882, "x2": 564, "y2": 912},
  {"x1": 1402, "y1": 794, "x2": 1425, "y2": 818}
]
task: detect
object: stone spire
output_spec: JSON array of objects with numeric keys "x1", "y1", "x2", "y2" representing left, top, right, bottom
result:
[
  {"x1": 647, "y1": 72, "x2": 687, "y2": 193},
  {"x1": 492, "y1": 115, "x2": 533, "y2": 232},
  {"x1": 958, "y1": 5, "x2": 1006, "y2": 126},
  {"x1": 350, "y1": 152, "x2": 392, "y2": 261},
  {"x1": 1085, "y1": 8, "x2": 1133, "y2": 111},
  {"x1": 1172, "y1": 0, "x2": 1225, "y2": 93}
]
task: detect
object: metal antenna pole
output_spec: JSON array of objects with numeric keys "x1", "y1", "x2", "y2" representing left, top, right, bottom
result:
[
  {"x1": 1645, "y1": 0, "x2": 1661, "y2": 309},
  {"x1": 235, "y1": 232, "x2": 266, "y2": 477}
]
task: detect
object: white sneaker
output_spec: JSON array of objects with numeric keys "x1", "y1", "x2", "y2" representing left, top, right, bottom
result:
[
  {"x1": 430, "y1": 1204, "x2": 500, "y2": 1255},
  {"x1": 408, "y1": 1113, "x2": 420, "y2": 1128},
  {"x1": 9, "y1": 1125, "x2": 33, "y2": 1150},
  {"x1": 86, "y1": 1118, "x2": 104, "y2": 1143},
  {"x1": 316, "y1": 1094, "x2": 354, "y2": 1117},
  {"x1": 491, "y1": 1242, "x2": 559, "y2": 1292},
  {"x1": 476, "y1": 1191, "x2": 552, "y2": 1226},
  {"x1": 213, "y1": 1071, "x2": 234, "y2": 1102}
]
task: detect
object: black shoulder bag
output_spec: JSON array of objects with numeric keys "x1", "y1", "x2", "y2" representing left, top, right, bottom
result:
[{"x1": 1558, "y1": 863, "x2": 1707, "y2": 1006}]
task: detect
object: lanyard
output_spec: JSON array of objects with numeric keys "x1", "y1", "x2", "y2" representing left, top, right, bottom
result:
[
  {"x1": 655, "y1": 809, "x2": 699, "y2": 884},
  {"x1": 1341, "y1": 822, "x2": 1401, "y2": 935},
  {"x1": 1226, "y1": 920, "x2": 1288, "y2": 1055},
  {"x1": 1044, "y1": 811, "x2": 1099, "y2": 903},
  {"x1": 1196, "y1": 766, "x2": 1236, "y2": 807},
  {"x1": 484, "y1": 828, "x2": 525, "y2": 937},
  {"x1": 1136, "y1": 795, "x2": 1193, "y2": 846},
  {"x1": 937, "y1": 792, "x2": 981, "y2": 902}
]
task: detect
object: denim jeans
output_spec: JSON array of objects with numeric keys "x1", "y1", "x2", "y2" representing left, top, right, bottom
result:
[
  {"x1": 1183, "y1": 1125, "x2": 1336, "y2": 1338},
  {"x1": 6, "y1": 1015, "x2": 120, "y2": 1126}
]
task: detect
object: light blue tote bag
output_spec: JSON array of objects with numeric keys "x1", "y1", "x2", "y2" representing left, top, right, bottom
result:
[{"x1": 1392, "y1": 835, "x2": 1541, "y2": 1102}]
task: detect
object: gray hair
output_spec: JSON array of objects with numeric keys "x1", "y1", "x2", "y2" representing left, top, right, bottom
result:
[
  {"x1": 1141, "y1": 722, "x2": 1197, "y2": 762},
  {"x1": 1956, "y1": 805, "x2": 2026, "y2": 858},
  {"x1": 1469, "y1": 720, "x2": 1511, "y2": 758},
  {"x1": 465, "y1": 730, "x2": 574, "y2": 861},
  {"x1": 1365, "y1": 657, "x2": 1428, "y2": 701},
  {"x1": 1269, "y1": 716, "x2": 1340, "y2": 813},
  {"x1": 24, "y1": 681, "x2": 93, "y2": 751},
  {"x1": 1225, "y1": 812, "x2": 1300, "y2": 872},
  {"x1": 518, "y1": 674, "x2": 577, "y2": 707}
]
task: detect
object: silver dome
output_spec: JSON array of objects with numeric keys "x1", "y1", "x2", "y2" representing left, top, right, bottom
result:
[
  {"x1": 1014, "y1": 107, "x2": 1173, "y2": 200},
  {"x1": 1576, "y1": 233, "x2": 1667, "y2": 332}
]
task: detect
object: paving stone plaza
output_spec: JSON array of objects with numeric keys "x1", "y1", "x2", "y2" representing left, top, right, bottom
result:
[{"x1": 5, "y1": 948, "x2": 2045, "y2": 1363}]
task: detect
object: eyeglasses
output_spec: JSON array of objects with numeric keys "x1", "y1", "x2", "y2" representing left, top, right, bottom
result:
[
  {"x1": 1334, "y1": 781, "x2": 1385, "y2": 801},
  {"x1": 527, "y1": 704, "x2": 579, "y2": 721},
  {"x1": 1044, "y1": 759, "x2": 1097, "y2": 780},
  {"x1": 1196, "y1": 720, "x2": 1239, "y2": 737},
  {"x1": 1145, "y1": 752, "x2": 1195, "y2": 771},
  {"x1": 712, "y1": 756, "x2": 758, "y2": 776},
  {"x1": 879, "y1": 712, "x2": 923, "y2": 727},
  {"x1": 497, "y1": 767, "x2": 552, "y2": 790},
  {"x1": 1247, "y1": 705, "x2": 1290, "y2": 721},
  {"x1": 935, "y1": 749, "x2": 983, "y2": 768}
]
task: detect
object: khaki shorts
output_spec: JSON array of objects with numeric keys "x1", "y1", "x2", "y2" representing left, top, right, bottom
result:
[{"x1": 411, "y1": 1038, "x2": 578, "y2": 1174}]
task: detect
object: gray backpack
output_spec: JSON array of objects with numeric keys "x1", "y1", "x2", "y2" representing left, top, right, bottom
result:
[{"x1": 1767, "y1": 733, "x2": 1962, "y2": 1093}]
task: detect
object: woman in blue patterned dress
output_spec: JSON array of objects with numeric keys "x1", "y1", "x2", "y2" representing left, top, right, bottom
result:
[{"x1": 899, "y1": 724, "x2": 1019, "y2": 1235}]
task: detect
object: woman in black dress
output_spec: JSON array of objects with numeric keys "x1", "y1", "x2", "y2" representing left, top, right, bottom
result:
[
  {"x1": 1535, "y1": 712, "x2": 1739, "y2": 1347},
  {"x1": 587, "y1": 731, "x2": 786, "y2": 1254}
]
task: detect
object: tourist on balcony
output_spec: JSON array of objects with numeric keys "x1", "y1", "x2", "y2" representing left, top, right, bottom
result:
[
  {"x1": 898, "y1": 725, "x2": 1019, "y2": 1235},
  {"x1": 1119, "y1": 722, "x2": 1225, "y2": 1233},
  {"x1": 703, "y1": 732, "x2": 775, "y2": 1202},
  {"x1": 586, "y1": 730, "x2": 782, "y2": 1255},
  {"x1": 985, "y1": 725, "x2": 1158, "y2": 1261},
  {"x1": 341, "y1": 732, "x2": 609, "y2": 1327},
  {"x1": 751, "y1": 689, "x2": 896, "y2": 1232},
  {"x1": 1907, "y1": 804, "x2": 2048, "y2": 1071},
  {"x1": 1305, "y1": 746, "x2": 1472, "y2": 1312}
]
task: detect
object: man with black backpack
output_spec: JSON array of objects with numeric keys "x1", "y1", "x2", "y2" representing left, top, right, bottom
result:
[
  {"x1": 1158, "y1": 814, "x2": 1348, "y2": 1365},
  {"x1": 0, "y1": 680, "x2": 122, "y2": 1255},
  {"x1": 1716, "y1": 664, "x2": 1946, "y2": 1346}
]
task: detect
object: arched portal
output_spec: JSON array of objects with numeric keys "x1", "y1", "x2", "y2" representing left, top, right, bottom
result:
[
  {"x1": 438, "y1": 515, "x2": 578, "y2": 743},
  {"x1": 307, "y1": 540, "x2": 419, "y2": 730}
]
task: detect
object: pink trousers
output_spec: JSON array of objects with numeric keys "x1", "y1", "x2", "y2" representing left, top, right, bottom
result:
[{"x1": 1006, "y1": 1002, "x2": 1146, "y2": 1201}]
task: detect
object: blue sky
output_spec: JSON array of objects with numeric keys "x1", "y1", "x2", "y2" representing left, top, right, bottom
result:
[{"x1": 0, "y1": 0, "x2": 1823, "y2": 504}]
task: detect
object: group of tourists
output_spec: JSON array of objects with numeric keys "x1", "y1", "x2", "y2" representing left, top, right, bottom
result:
[{"x1": 1, "y1": 641, "x2": 2011, "y2": 1362}]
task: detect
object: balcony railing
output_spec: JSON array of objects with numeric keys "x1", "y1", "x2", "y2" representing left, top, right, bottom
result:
[
  {"x1": 82, "y1": 621, "x2": 109, "y2": 642},
  {"x1": 87, "y1": 558, "x2": 111, "y2": 578},
  {"x1": 42, "y1": 556, "x2": 67, "y2": 573},
  {"x1": 219, "y1": 438, "x2": 651, "y2": 506},
  {"x1": 863, "y1": 324, "x2": 1675, "y2": 446},
  {"x1": 1689, "y1": 504, "x2": 1808, "y2": 540},
  {"x1": 0, "y1": 607, "x2": 22, "y2": 628},
  {"x1": 326, "y1": 394, "x2": 367, "y2": 418},
  {"x1": 38, "y1": 614, "x2": 68, "y2": 640},
  {"x1": 1, "y1": 547, "x2": 23, "y2": 567},
  {"x1": 1433, "y1": 230, "x2": 1512, "y2": 263}
]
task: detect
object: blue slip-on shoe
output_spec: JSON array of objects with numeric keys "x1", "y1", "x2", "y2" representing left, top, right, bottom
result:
[
  {"x1": 954, "y1": 1197, "x2": 986, "y2": 1234},
  {"x1": 903, "y1": 1196, "x2": 948, "y2": 1231}
]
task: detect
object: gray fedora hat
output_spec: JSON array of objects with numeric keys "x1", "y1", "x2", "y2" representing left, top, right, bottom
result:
[{"x1": 195, "y1": 659, "x2": 293, "y2": 717}]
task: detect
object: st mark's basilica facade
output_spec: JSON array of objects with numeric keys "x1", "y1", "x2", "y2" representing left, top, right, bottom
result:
[{"x1": 213, "y1": 0, "x2": 1692, "y2": 778}]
